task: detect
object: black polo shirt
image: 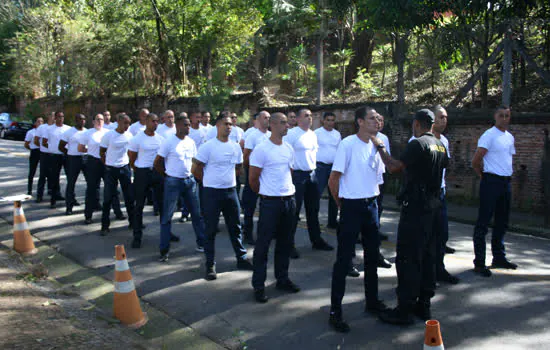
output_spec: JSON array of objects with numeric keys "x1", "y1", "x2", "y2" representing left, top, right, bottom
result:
[{"x1": 399, "y1": 132, "x2": 448, "y2": 203}]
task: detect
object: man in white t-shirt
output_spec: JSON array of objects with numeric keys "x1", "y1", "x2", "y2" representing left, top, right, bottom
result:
[
  {"x1": 24, "y1": 117, "x2": 44, "y2": 196},
  {"x1": 288, "y1": 111, "x2": 297, "y2": 129},
  {"x1": 156, "y1": 110, "x2": 176, "y2": 139},
  {"x1": 34, "y1": 112, "x2": 55, "y2": 201},
  {"x1": 204, "y1": 112, "x2": 244, "y2": 144},
  {"x1": 471, "y1": 106, "x2": 517, "y2": 277},
  {"x1": 241, "y1": 113, "x2": 259, "y2": 148},
  {"x1": 188, "y1": 111, "x2": 206, "y2": 149},
  {"x1": 154, "y1": 114, "x2": 206, "y2": 262},
  {"x1": 59, "y1": 113, "x2": 87, "y2": 215},
  {"x1": 327, "y1": 106, "x2": 387, "y2": 333},
  {"x1": 103, "y1": 110, "x2": 117, "y2": 130},
  {"x1": 285, "y1": 109, "x2": 333, "y2": 259},
  {"x1": 78, "y1": 113, "x2": 124, "y2": 224},
  {"x1": 314, "y1": 112, "x2": 341, "y2": 230},
  {"x1": 242, "y1": 111, "x2": 271, "y2": 245},
  {"x1": 199, "y1": 111, "x2": 213, "y2": 131},
  {"x1": 192, "y1": 112, "x2": 252, "y2": 280},
  {"x1": 99, "y1": 113, "x2": 135, "y2": 235},
  {"x1": 128, "y1": 113, "x2": 165, "y2": 248},
  {"x1": 43, "y1": 111, "x2": 71, "y2": 208},
  {"x1": 249, "y1": 112, "x2": 299, "y2": 303},
  {"x1": 129, "y1": 108, "x2": 149, "y2": 136}
]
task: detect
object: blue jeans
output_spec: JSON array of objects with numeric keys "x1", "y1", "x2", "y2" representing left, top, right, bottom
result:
[
  {"x1": 473, "y1": 174, "x2": 511, "y2": 267},
  {"x1": 133, "y1": 167, "x2": 164, "y2": 240},
  {"x1": 65, "y1": 155, "x2": 88, "y2": 210},
  {"x1": 252, "y1": 197, "x2": 296, "y2": 290},
  {"x1": 102, "y1": 165, "x2": 134, "y2": 229},
  {"x1": 436, "y1": 187, "x2": 449, "y2": 274},
  {"x1": 84, "y1": 157, "x2": 122, "y2": 220},
  {"x1": 331, "y1": 198, "x2": 380, "y2": 310},
  {"x1": 315, "y1": 162, "x2": 338, "y2": 227},
  {"x1": 160, "y1": 176, "x2": 205, "y2": 252},
  {"x1": 242, "y1": 167, "x2": 258, "y2": 241},
  {"x1": 203, "y1": 187, "x2": 247, "y2": 267},
  {"x1": 291, "y1": 170, "x2": 323, "y2": 246}
]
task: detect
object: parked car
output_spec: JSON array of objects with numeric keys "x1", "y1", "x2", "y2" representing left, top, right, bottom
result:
[
  {"x1": 0, "y1": 113, "x2": 14, "y2": 138},
  {"x1": 3, "y1": 121, "x2": 33, "y2": 141}
]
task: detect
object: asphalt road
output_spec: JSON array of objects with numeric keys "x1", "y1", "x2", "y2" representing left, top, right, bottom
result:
[{"x1": 0, "y1": 138, "x2": 549, "y2": 349}]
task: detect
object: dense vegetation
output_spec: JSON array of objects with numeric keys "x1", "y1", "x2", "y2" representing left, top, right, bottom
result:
[{"x1": 0, "y1": 0, "x2": 549, "y2": 112}]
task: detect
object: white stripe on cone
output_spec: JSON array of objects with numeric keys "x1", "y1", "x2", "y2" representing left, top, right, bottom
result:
[
  {"x1": 14, "y1": 222, "x2": 29, "y2": 232},
  {"x1": 115, "y1": 260, "x2": 130, "y2": 271},
  {"x1": 115, "y1": 280, "x2": 135, "y2": 294}
]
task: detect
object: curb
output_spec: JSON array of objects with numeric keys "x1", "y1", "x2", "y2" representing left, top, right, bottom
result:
[{"x1": 0, "y1": 218, "x2": 225, "y2": 350}]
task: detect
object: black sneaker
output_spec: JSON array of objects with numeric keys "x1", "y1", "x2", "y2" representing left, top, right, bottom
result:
[
  {"x1": 290, "y1": 247, "x2": 300, "y2": 259},
  {"x1": 170, "y1": 234, "x2": 180, "y2": 242},
  {"x1": 65, "y1": 209, "x2": 73, "y2": 215},
  {"x1": 276, "y1": 279, "x2": 300, "y2": 293},
  {"x1": 436, "y1": 271, "x2": 460, "y2": 285},
  {"x1": 84, "y1": 218, "x2": 92, "y2": 225},
  {"x1": 54, "y1": 195, "x2": 65, "y2": 201},
  {"x1": 159, "y1": 251, "x2": 170, "y2": 262},
  {"x1": 473, "y1": 266, "x2": 492, "y2": 277},
  {"x1": 379, "y1": 233, "x2": 389, "y2": 241},
  {"x1": 154, "y1": 211, "x2": 159, "y2": 216},
  {"x1": 378, "y1": 255, "x2": 392, "y2": 269},
  {"x1": 116, "y1": 214, "x2": 127, "y2": 220},
  {"x1": 312, "y1": 240, "x2": 334, "y2": 251},
  {"x1": 205, "y1": 266, "x2": 217, "y2": 281},
  {"x1": 50, "y1": 202, "x2": 56, "y2": 209},
  {"x1": 445, "y1": 245, "x2": 456, "y2": 254},
  {"x1": 131, "y1": 238, "x2": 142, "y2": 249},
  {"x1": 347, "y1": 266, "x2": 360, "y2": 277},
  {"x1": 236, "y1": 259, "x2": 254, "y2": 270},
  {"x1": 379, "y1": 306, "x2": 414, "y2": 325},
  {"x1": 254, "y1": 289, "x2": 269, "y2": 303},
  {"x1": 365, "y1": 300, "x2": 389, "y2": 315},
  {"x1": 100, "y1": 228, "x2": 110, "y2": 236},
  {"x1": 414, "y1": 302, "x2": 432, "y2": 321},
  {"x1": 73, "y1": 201, "x2": 81, "y2": 206},
  {"x1": 491, "y1": 259, "x2": 518, "y2": 270},
  {"x1": 329, "y1": 312, "x2": 350, "y2": 333}
]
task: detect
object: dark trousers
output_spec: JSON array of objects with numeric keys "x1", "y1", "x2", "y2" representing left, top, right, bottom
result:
[
  {"x1": 331, "y1": 198, "x2": 380, "y2": 311},
  {"x1": 473, "y1": 174, "x2": 511, "y2": 267},
  {"x1": 242, "y1": 167, "x2": 259, "y2": 241},
  {"x1": 37, "y1": 152, "x2": 52, "y2": 198},
  {"x1": 290, "y1": 170, "x2": 322, "y2": 246},
  {"x1": 436, "y1": 188, "x2": 449, "y2": 275},
  {"x1": 377, "y1": 182, "x2": 385, "y2": 222},
  {"x1": 395, "y1": 205, "x2": 438, "y2": 308},
  {"x1": 133, "y1": 167, "x2": 164, "y2": 240},
  {"x1": 85, "y1": 157, "x2": 122, "y2": 220},
  {"x1": 102, "y1": 165, "x2": 134, "y2": 229},
  {"x1": 28, "y1": 149, "x2": 40, "y2": 195},
  {"x1": 50, "y1": 154, "x2": 67, "y2": 205},
  {"x1": 315, "y1": 162, "x2": 338, "y2": 227},
  {"x1": 252, "y1": 196, "x2": 296, "y2": 290},
  {"x1": 65, "y1": 155, "x2": 88, "y2": 210},
  {"x1": 203, "y1": 187, "x2": 247, "y2": 267}
]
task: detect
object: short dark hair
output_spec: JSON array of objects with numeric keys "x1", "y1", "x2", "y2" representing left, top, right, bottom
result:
[
  {"x1": 117, "y1": 113, "x2": 130, "y2": 122},
  {"x1": 75, "y1": 113, "x2": 86, "y2": 120},
  {"x1": 146, "y1": 113, "x2": 158, "y2": 121},
  {"x1": 322, "y1": 112, "x2": 336, "y2": 120},
  {"x1": 495, "y1": 105, "x2": 510, "y2": 113},
  {"x1": 201, "y1": 111, "x2": 210, "y2": 116},
  {"x1": 216, "y1": 111, "x2": 231, "y2": 123},
  {"x1": 55, "y1": 111, "x2": 64, "y2": 118},
  {"x1": 176, "y1": 113, "x2": 190, "y2": 122},
  {"x1": 354, "y1": 106, "x2": 375, "y2": 126}
]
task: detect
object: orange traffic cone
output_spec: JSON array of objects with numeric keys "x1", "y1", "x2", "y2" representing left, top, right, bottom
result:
[
  {"x1": 113, "y1": 245, "x2": 147, "y2": 328},
  {"x1": 13, "y1": 200, "x2": 38, "y2": 256},
  {"x1": 424, "y1": 320, "x2": 444, "y2": 349}
]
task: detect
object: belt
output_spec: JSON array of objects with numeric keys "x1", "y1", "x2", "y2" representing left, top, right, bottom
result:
[
  {"x1": 167, "y1": 175, "x2": 191, "y2": 180},
  {"x1": 260, "y1": 195, "x2": 294, "y2": 200},
  {"x1": 294, "y1": 169, "x2": 313, "y2": 173},
  {"x1": 483, "y1": 172, "x2": 511, "y2": 181},
  {"x1": 343, "y1": 196, "x2": 377, "y2": 203},
  {"x1": 316, "y1": 162, "x2": 333, "y2": 166}
]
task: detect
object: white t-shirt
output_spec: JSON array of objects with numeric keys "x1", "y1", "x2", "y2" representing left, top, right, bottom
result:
[
  {"x1": 332, "y1": 135, "x2": 381, "y2": 199},
  {"x1": 158, "y1": 134, "x2": 196, "y2": 178},
  {"x1": 128, "y1": 131, "x2": 164, "y2": 168},
  {"x1": 25, "y1": 129, "x2": 39, "y2": 150},
  {"x1": 129, "y1": 121, "x2": 146, "y2": 136},
  {"x1": 249, "y1": 140, "x2": 295, "y2": 196},
  {"x1": 284, "y1": 127, "x2": 318, "y2": 171},
  {"x1": 46, "y1": 124, "x2": 71, "y2": 155},
  {"x1": 35, "y1": 124, "x2": 52, "y2": 153},
  {"x1": 199, "y1": 123, "x2": 214, "y2": 131},
  {"x1": 156, "y1": 124, "x2": 176, "y2": 139},
  {"x1": 314, "y1": 127, "x2": 341, "y2": 164},
  {"x1": 189, "y1": 127, "x2": 206, "y2": 149},
  {"x1": 478, "y1": 126, "x2": 515, "y2": 177},
  {"x1": 376, "y1": 132, "x2": 391, "y2": 185},
  {"x1": 205, "y1": 125, "x2": 245, "y2": 144},
  {"x1": 243, "y1": 126, "x2": 257, "y2": 141},
  {"x1": 196, "y1": 138, "x2": 243, "y2": 189},
  {"x1": 104, "y1": 122, "x2": 118, "y2": 130},
  {"x1": 100, "y1": 130, "x2": 133, "y2": 167},
  {"x1": 61, "y1": 127, "x2": 87, "y2": 156},
  {"x1": 409, "y1": 134, "x2": 451, "y2": 188},
  {"x1": 79, "y1": 128, "x2": 108, "y2": 159},
  {"x1": 244, "y1": 129, "x2": 271, "y2": 150}
]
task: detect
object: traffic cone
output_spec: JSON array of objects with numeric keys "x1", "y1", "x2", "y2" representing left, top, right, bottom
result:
[
  {"x1": 113, "y1": 245, "x2": 147, "y2": 328},
  {"x1": 424, "y1": 320, "x2": 444, "y2": 349},
  {"x1": 13, "y1": 200, "x2": 38, "y2": 256}
]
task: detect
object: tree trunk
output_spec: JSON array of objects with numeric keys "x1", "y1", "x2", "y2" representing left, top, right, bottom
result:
[
  {"x1": 395, "y1": 32, "x2": 409, "y2": 104},
  {"x1": 316, "y1": 0, "x2": 326, "y2": 105},
  {"x1": 502, "y1": 36, "x2": 512, "y2": 107},
  {"x1": 480, "y1": 4, "x2": 493, "y2": 108},
  {"x1": 151, "y1": 0, "x2": 170, "y2": 94},
  {"x1": 346, "y1": 11, "x2": 374, "y2": 85}
]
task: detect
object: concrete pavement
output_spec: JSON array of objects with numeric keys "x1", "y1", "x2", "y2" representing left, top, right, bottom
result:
[{"x1": 0, "y1": 138, "x2": 549, "y2": 349}]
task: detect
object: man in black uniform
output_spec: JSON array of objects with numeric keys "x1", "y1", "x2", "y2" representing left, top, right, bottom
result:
[{"x1": 372, "y1": 109, "x2": 448, "y2": 325}]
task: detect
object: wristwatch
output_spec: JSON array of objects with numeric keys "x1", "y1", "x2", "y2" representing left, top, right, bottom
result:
[{"x1": 377, "y1": 144, "x2": 386, "y2": 150}]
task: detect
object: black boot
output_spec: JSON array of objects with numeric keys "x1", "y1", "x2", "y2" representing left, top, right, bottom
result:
[
  {"x1": 329, "y1": 309, "x2": 350, "y2": 333},
  {"x1": 379, "y1": 305, "x2": 414, "y2": 325},
  {"x1": 414, "y1": 300, "x2": 432, "y2": 321}
]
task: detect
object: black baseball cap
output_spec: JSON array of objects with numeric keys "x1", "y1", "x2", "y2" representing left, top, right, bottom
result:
[{"x1": 414, "y1": 109, "x2": 435, "y2": 124}]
